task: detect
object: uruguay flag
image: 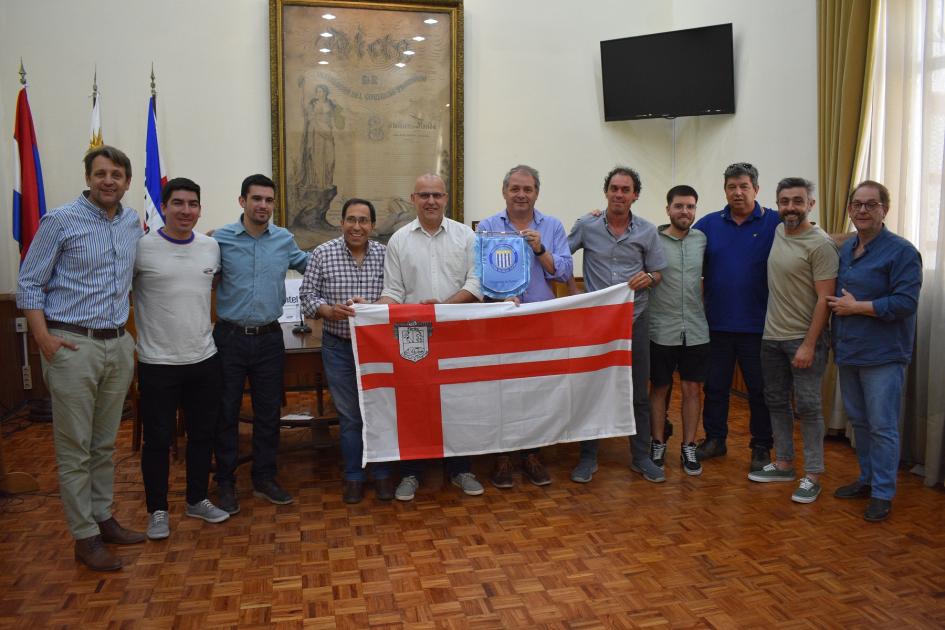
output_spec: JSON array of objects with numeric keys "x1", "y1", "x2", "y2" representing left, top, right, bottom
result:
[
  {"x1": 12, "y1": 87, "x2": 47, "y2": 264},
  {"x1": 143, "y1": 95, "x2": 166, "y2": 231}
]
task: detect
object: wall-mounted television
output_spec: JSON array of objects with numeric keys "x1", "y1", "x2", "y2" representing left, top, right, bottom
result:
[{"x1": 600, "y1": 23, "x2": 735, "y2": 121}]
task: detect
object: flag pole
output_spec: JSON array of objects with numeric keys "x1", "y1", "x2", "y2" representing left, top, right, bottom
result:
[{"x1": 4, "y1": 58, "x2": 40, "y2": 494}]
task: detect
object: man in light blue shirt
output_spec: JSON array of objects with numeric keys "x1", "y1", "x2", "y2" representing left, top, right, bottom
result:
[
  {"x1": 477, "y1": 164, "x2": 573, "y2": 488},
  {"x1": 17, "y1": 146, "x2": 144, "y2": 571},
  {"x1": 212, "y1": 174, "x2": 309, "y2": 513},
  {"x1": 568, "y1": 166, "x2": 668, "y2": 484}
]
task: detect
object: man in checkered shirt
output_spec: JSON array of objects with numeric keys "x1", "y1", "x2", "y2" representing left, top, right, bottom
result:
[{"x1": 299, "y1": 198, "x2": 389, "y2": 504}]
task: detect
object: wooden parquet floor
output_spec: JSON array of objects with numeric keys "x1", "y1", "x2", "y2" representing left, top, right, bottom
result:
[{"x1": 2, "y1": 391, "x2": 945, "y2": 629}]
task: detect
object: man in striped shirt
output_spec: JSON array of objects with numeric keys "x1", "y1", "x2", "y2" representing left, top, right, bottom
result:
[
  {"x1": 299, "y1": 198, "x2": 388, "y2": 504},
  {"x1": 17, "y1": 146, "x2": 145, "y2": 571}
]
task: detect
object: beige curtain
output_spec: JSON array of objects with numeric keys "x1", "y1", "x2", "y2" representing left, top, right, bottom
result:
[
  {"x1": 857, "y1": 0, "x2": 945, "y2": 488},
  {"x1": 817, "y1": 0, "x2": 878, "y2": 434}
]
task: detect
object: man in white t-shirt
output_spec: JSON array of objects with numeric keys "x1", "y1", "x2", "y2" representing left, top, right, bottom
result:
[{"x1": 133, "y1": 177, "x2": 230, "y2": 540}]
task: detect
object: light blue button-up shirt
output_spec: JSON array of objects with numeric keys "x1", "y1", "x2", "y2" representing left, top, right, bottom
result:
[
  {"x1": 213, "y1": 217, "x2": 310, "y2": 326},
  {"x1": 17, "y1": 193, "x2": 142, "y2": 328}
]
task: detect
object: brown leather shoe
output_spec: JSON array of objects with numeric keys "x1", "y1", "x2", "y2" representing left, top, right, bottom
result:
[
  {"x1": 342, "y1": 480, "x2": 363, "y2": 504},
  {"x1": 74, "y1": 535, "x2": 122, "y2": 571},
  {"x1": 375, "y1": 477, "x2": 394, "y2": 501},
  {"x1": 491, "y1": 455, "x2": 514, "y2": 489},
  {"x1": 97, "y1": 516, "x2": 146, "y2": 545},
  {"x1": 523, "y1": 452, "x2": 551, "y2": 486}
]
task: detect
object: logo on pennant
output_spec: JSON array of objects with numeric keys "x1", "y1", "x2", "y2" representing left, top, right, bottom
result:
[
  {"x1": 488, "y1": 245, "x2": 519, "y2": 273},
  {"x1": 394, "y1": 321, "x2": 433, "y2": 362}
]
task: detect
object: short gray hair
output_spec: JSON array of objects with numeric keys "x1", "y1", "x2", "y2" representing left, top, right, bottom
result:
[
  {"x1": 776, "y1": 177, "x2": 814, "y2": 198},
  {"x1": 502, "y1": 164, "x2": 540, "y2": 192},
  {"x1": 724, "y1": 162, "x2": 759, "y2": 187}
]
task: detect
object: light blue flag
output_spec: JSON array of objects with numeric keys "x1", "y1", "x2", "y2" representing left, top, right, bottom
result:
[{"x1": 476, "y1": 231, "x2": 531, "y2": 299}]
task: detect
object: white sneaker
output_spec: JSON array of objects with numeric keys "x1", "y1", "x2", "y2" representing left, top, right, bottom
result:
[
  {"x1": 185, "y1": 499, "x2": 230, "y2": 523},
  {"x1": 395, "y1": 476, "x2": 419, "y2": 501},
  {"x1": 147, "y1": 510, "x2": 170, "y2": 540}
]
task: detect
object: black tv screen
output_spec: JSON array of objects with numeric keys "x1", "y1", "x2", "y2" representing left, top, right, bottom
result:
[{"x1": 601, "y1": 23, "x2": 735, "y2": 121}]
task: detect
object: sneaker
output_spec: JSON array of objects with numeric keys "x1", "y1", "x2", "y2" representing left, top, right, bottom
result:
[
  {"x1": 186, "y1": 499, "x2": 230, "y2": 523},
  {"x1": 253, "y1": 479, "x2": 293, "y2": 505},
  {"x1": 570, "y1": 459, "x2": 598, "y2": 484},
  {"x1": 680, "y1": 442, "x2": 702, "y2": 476},
  {"x1": 216, "y1": 482, "x2": 240, "y2": 515},
  {"x1": 695, "y1": 438, "x2": 727, "y2": 461},
  {"x1": 395, "y1": 475, "x2": 419, "y2": 501},
  {"x1": 750, "y1": 446, "x2": 772, "y2": 472},
  {"x1": 791, "y1": 476, "x2": 822, "y2": 503},
  {"x1": 834, "y1": 481, "x2": 871, "y2": 499},
  {"x1": 451, "y1": 472, "x2": 485, "y2": 496},
  {"x1": 630, "y1": 458, "x2": 666, "y2": 483},
  {"x1": 491, "y1": 455, "x2": 514, "y2": 489},
  {"x1": 147, "y1": 510, "x2": 170, "y2": 540},
  {"x1": 650, "y1": 440, "x2": 667, "y2": 469},
  {"x1": 864, "y1": 497, "x2": 892, "y2": 522},
  {"x1": 748, "y1": 462, "x2": 796, "y2": 483},
  {"x1": 523, "y1": 453, "x2": 551, "y2": 486}
]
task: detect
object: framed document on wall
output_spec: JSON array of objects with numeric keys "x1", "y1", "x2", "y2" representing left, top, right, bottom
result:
[{"x1": 270, "y1": 0, "x2": 464, "y2": 250}]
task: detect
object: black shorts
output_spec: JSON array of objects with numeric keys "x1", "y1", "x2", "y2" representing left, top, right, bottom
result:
[{"x1": 649, "y1": 341, "x2": 710, "y2": 386}]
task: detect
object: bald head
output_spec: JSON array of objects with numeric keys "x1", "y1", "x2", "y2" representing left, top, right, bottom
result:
[{"x1": 411, "y1": 173, "x2": 448, "y2": 231}]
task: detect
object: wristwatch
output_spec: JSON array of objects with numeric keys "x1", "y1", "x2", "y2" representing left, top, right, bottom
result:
[
  {"x1": 645, "y1": 272, "x2": 655, "y2": 285},
  {"x1": 535, "y1": 244, "x2": 546, "y2": 256}
]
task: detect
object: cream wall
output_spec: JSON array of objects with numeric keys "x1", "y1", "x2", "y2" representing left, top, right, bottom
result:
[{"x1": 0, "y1": 0, "x2": 816, "y2": 293}]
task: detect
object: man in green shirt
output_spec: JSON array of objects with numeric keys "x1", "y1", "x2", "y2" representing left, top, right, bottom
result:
[{"x1": 648, "y1": 185, "x2": 709, "y2": 476}]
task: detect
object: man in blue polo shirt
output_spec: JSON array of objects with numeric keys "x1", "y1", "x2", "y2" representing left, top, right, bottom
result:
[
  {"x1": 694, "y1": 162, "x2": 780, "y2": 472},
  {"x1": 212, "y1": 174, "x2": 310, "y2": 513}
]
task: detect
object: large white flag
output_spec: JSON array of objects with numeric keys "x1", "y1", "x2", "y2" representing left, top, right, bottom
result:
[{"x1": 351, "y1": 284, "x2": 636, "y2": 465}]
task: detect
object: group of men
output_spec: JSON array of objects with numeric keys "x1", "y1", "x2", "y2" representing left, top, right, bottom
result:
[{"x1": 15, "y1": 143, "x2": 910, "y2": 573}]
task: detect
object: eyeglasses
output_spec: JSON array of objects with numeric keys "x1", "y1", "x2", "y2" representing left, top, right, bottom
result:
[
  {"x1": 849, "y1": 201, "x2": 885, "y2": 212},
  {"x1": 343, "y1": 215, "x2": 372, "y2": 225},
  {"x1": 415, "y1": 192, "x2": 446, "y2": 200}
]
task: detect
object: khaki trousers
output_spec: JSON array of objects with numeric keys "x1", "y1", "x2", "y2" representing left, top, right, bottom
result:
[{"x1": 41, "y1": 330, "x2": 134, "y2": 539}]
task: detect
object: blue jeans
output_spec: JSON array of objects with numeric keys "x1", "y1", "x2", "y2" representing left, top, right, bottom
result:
[
  {"x1": 761, "y1": 338, "x2": 827, "y2": 474},
  {"x1": 213, "y1": 324, "x2": 285, "y2": 485},
  {"x1": 702, "y1": 331, "x2": 772, "y2": 449},
  {"x1": 838, "y1": 363, "x2": 906, "y2": 500},
  {"x1": 322, "y1": 333, "x2": 390, "y2": 482},
  {"x1": 578, "y1": 309, "x2": 651, "y2": 464}
]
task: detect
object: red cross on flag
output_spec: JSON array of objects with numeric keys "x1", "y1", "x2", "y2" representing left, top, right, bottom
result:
[{"x1": 351, "y1": 284, "x2": 636, "y2": 465}]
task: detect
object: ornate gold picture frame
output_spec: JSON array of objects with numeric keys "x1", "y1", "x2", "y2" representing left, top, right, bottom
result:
[{"x1": 270, "y1": 0, "x2": 464, "y2": 249}]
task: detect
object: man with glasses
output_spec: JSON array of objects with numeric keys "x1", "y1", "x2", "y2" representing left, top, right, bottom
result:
[
  {"x1": 694, "y1": 162, "x2": 780, "y2": 472},
  {"x1": 299, "y1": 198, "x2": 389, "y2": 504},
  {"x1": 827, "y1": 181, "x2": 922, "y2": 522},
  {"x1": 377, "y1": 173, "x2": 484, "y2": 501}
]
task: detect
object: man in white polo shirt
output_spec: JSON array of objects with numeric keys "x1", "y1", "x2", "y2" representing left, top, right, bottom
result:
[{"x1": 133, "y1": 177, "x2": 229, "y2": 540}]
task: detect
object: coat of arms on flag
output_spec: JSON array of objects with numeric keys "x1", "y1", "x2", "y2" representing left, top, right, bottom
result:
[{"x1": 351, "y1": 284, "x2": 636, "y2": 465}]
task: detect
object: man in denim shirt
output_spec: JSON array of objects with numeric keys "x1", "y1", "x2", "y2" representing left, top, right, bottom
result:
[{"x1": 827, "y1": 180, "x2": 922, "y2": 522}]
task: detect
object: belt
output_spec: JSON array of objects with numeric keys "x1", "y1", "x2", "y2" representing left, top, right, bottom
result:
[
  {"x1": 217, "y1": 319, "x2": 281, "y2": 336},
  {"x1": 47, "y1": 321, "x2": 126, "y2": 340}
]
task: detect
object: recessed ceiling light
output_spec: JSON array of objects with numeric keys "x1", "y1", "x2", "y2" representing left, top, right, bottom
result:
[
  {"x1": 322, "y1": 13, "x2": 335, "y2": 19},
  {"x1": 395, "y1": 62, "x2": 406, "y2": 68},
  {"x1": 424, "y1": 18, "x2": 438, "y2": 24},
  {"x1": 318, "y1": 60, "x2": 329, "y2": 65},
  {"x1": 403, "y1": 50, "x2": 415, "y2": 56},
  {"x1": 320, "y1": 32, "x2": 332, "y2": 37},
  {"x1": 319, "y1": 48, "x2": 330, "y2": 53},
  {"x1": 412, "y1": 36, "x2": 425, "y2": 42}
]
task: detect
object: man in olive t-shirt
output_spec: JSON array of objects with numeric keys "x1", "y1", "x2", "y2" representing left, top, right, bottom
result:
[{"x1": 749, "y1": 177, "x2": 838, "y2": 504}]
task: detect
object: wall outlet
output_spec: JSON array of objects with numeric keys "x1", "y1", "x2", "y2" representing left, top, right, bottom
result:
[
  {"x1": 22, "y1": 364, "x2": 33, "y2": 390},
  {"x1": 15, "y1": 317, "x2": 28, "y2": 333}
]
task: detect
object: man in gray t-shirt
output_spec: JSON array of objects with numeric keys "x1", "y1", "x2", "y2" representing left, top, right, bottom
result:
[{"x1": 567, "y1": 166, "x2": 667, "y2": 484}]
